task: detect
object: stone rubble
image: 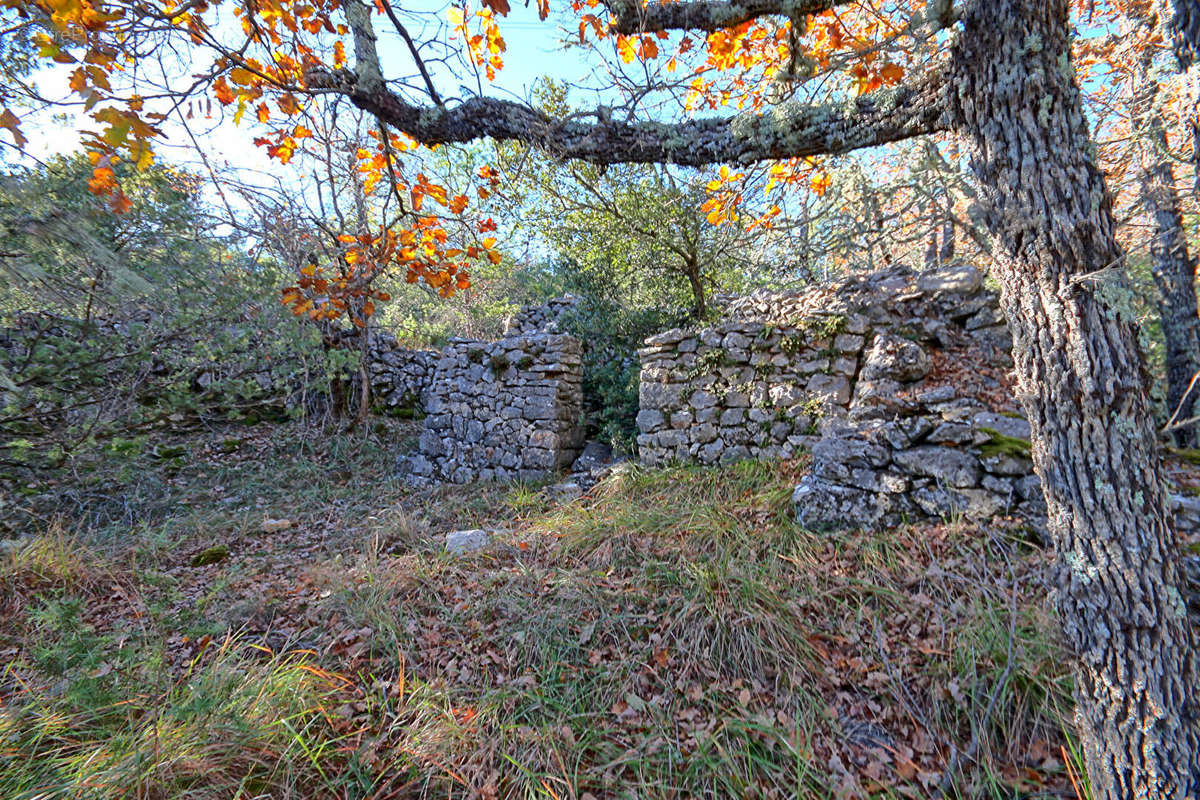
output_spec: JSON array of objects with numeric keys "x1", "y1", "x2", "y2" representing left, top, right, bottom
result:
[{"x1": 793, "y1": 400, "x2": 1043, "y2": 531}]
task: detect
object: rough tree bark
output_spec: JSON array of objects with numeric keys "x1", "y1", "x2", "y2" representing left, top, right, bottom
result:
[
  {"x1": 951, "y1": 0, "x2": 1200, "y2": 792},
  {"x1": 1169, "y1": 0, "x2": 1200, "y2": 199},
  {"x1": 1129, "y1": 32, "x2": 1200, "y2": 447},
  {"x1": 325, "y1": 0, "x2": 1200, "y2": 793}
]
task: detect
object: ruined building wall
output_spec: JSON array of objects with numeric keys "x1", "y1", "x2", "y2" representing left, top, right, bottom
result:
[
  {"x1": 636, "y1": 264, "x2": 1046, "y2": 529},
  {"x1": 635, "y1": 315, "x2": 867, "y2": 466},
  {"x1": 399, "y1": 333, "x2": 586, "y2": 484}
]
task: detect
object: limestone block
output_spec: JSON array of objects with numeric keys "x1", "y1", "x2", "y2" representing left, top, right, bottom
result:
[
  {"x1": 860, "y1": 334, "x2": 931, "y2": 384},
  {"x1": 636, "y1": 408, "x2": 665, "y2": 432},
  {"x1": 892, "y1": 446, "x2": 979, "y2": 488},
  {"x1": 446, "y1": 529, "x2": 490, "y2": 555}
]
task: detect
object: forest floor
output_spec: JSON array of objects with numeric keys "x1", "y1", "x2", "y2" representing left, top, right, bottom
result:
[{"x1": 1, "y1": 420, "x2": 1102, "y2": 799}]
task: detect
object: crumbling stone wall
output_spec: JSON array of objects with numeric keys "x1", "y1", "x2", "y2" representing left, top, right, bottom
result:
[
  {"x1": 360, "y1": 330, "x2": 437, "y2": 410},
  {"x1": 793, "y1": 391, "x2": 1045, "y2": 530},
  {"x1": 635, "y1": 263, "x2": 1058, "y2": 529},
  {"x1": 636, "y1": 314, "x2": 867, "y2": 466},
  {"x1": 503, "y1": 295, "x2": 579, "y2": 336},
  {"x1": 636, "y1": 264, "x2": 1007, "y2": 467},
  {"x1": 399, "y1": 333, "x2": 586, "y2": 484}
]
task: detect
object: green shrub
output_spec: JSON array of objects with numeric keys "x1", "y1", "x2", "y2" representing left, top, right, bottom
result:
[{"x1": 557, "y1": 295, "x2": 683, "y2": 453}]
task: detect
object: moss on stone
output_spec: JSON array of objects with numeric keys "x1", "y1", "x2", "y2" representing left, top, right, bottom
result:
[{"x1": 978, "y1": 427, "x2": 1033, "y2": 459}]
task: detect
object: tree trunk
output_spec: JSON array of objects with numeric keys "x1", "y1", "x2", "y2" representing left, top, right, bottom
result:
[
  {"x1": 1168, "y1": 0, "x2": 1200, "y2": 200},
  {"x1": 684, "y1": 257, "x2": 707, "y2": 320},
  {"x1": 938, "y1": 214, "x2": 955, "y2": 265},
  {"x1": 1131, "y1": 48, "x2": 1200, "y2": 447},
  {"x1": 953, "y1": 0, "x2": 1200, "y2": 795}
]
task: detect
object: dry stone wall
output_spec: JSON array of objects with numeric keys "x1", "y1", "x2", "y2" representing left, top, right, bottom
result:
[
  {"x1": 793, "y1": 393, "x2": 1045, "y2": 530},
  {"x1": 636, "y1": 264, "x2": 1008, "y2": 467},
  {"x1": 636, "y1": 315, "x2": 867, "y2": 466},
  {"x1": 399, "y1": 333, "x2": 586, "y2": 484},
  {"x1": 503, "y1": 296, "x2": 580, "y2": 336},
  {"x1": 636, "y1": 263, "x2": 1057, "y2": 530},
  {"x1": 359, "y1": 330, "x2": 437, "y2": 410}
]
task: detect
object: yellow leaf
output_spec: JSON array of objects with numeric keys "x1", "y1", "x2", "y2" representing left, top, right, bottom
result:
[
  {"x1": 229, "y1": 66, "x2": 257, "y2": 85},
  {"x1": 616, "y1": 35, "x2": 637, "y2": 63}
]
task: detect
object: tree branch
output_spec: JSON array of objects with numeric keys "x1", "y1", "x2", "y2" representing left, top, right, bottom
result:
[
  {"x1": 605, "y1": 0, "x2": 847, "y2": 35},
  {"x1": 310, "y1": 66, "x2": 952, "y2": 166},
  {"x1": 376, "y1": 0, "x2": 443, "y2": 105}
]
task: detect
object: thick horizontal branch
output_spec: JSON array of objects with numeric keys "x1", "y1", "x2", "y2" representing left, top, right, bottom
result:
[
  {"x1": 310, "y1": 68, "x2": 952, "y2": 167},
  {"x1": 606, "y1": 0, "x2": 846, "y2": 34}
]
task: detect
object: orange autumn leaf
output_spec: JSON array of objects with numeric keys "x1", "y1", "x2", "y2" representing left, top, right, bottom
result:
[
  {"x1": 0, "y1": 108, "x2": 26, "y2": 147},
  {"x1": 277, "y1": 93, "x2": 301, "y2": 115},
  {"x1": 879, "y1": 62, "x2": 904, "y2": 84},
  {"x1": 213, "y1": 76, "x2": 235, "y2": 105}
]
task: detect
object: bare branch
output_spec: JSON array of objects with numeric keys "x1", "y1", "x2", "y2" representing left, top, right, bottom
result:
[{"x1": 376, "y1": 0, "x2": 443, "y2": 105}]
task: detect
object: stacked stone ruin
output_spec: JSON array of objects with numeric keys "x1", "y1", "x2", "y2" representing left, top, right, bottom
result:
[
  {"x1": 398, "y1": 333, "x2": 586, "y2": 485},
  {"x1": 636, "y1": 316, "x2": 864, "y2": 466},
  {"x1": 635, "y1": 263, "x2": 1046, "y2": 529},
  {"x1": 502, "y1": 295, "x2": 579, "y2": 336},
  {"x1": 359, "y1": 330, "x2": 438, "y2": 411}
]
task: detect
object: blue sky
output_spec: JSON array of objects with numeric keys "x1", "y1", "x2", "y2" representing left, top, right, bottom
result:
[{"x1": 13, "y1": 4, "x2": 599, "y2": 182}]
